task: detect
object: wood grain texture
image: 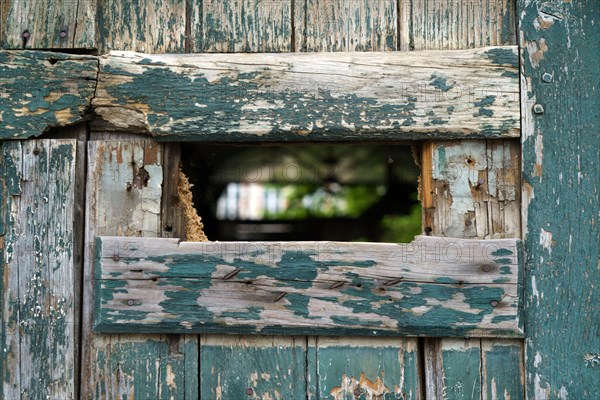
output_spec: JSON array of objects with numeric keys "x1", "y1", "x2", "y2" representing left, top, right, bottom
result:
[
  {"x1": 93, "y1": 47, "x2": 519, "y2": 140},
  {"x1": 0, "y1": 0, "x2": 93, "y2": 48},
  {"x1": 96, "y1": 0, "x2": 186, "y2": 54},
  {"x1": 314, "y1": 337, "x2": 422, "y2": 399},
  {"x1": 0, "y1": 51, "x2": 97, "y2": 139},
  {"x1": 409, "y1": 0, "x2": 517, "y2": 50},
  {"x1": 296, "y1": 0, "x2": 397, "y2": 52},
  {"x1": 426, "y1": 140, "x2": 521, "y2": 239},
  {"x1": 94, "y1": 236, "x2": 522, "y2": 337},
  {"x1": 519, "y1": 1, "x2": 600, "y2": 398},
  {"x1": 421, "y1": 139, "x2": 524, "y2": 399},
  {"x1": 192, "y1": 0, "x2": 292, "y2": 52},
  {"x1": 81, "y1": 139, "x2": 199, "y2": 399},
  {"x1": 1, "y1": 140, "x2": 77, "y2": 399},
  {"x1": 200, "y1": 335, "x2": 306, "y2": 398}
]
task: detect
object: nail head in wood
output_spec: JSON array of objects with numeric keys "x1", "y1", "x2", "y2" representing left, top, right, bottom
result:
[
  {"x1": 22, "y1": 30, "x2": 30, "y2": 39},
  {"x1": 490, "y1": 300, "x2": 499, "y2": 307},
  {"x1": 542, "y1": 72, "x2": 553, "y2": 83},
  {"x1": 246, "y1": 388, "x2": 253, "y2": 396},
  {"x1": 59, "y1": 30, "x2": 68, "y2": 39},
  {"x1": 533, "y1": 104, "x2": 545, "y2": 114}
]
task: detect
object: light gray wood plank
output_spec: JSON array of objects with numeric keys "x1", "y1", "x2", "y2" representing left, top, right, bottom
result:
[
  {"x1": 1, "y1": 139, "x2": 77, "y2": 399},
  {"x1": 297, "y1": 0, "x2": 398, "y2": 52},
  {"x1": 409, "y1": 0, "x2": 517, "y2": 50},
  {"x1": 93, "y1": 47, "x2": 519, "y2": 140}
]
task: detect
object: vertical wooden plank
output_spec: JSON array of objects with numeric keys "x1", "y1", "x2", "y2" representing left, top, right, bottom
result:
[
  {"x1": 81, "y1": 138, "x2": 198, "y2": 399},
  {"x1": 298, "y1": 0, "x2": 397, "y2": 51},
  {"x1": 1, "y1": 139, "x2": 77, "y2": 399},
  {"x1": 481, "y1": 340, "x2": 524, "y2": 399},
  {"x1": 409, "y1": 0, "x2": 516, "y2": 50},
  {"x1": 518, "y1": 1, "x2": 600, "y2": 398},
  {"x1": 200, "y1": 335, "x2": 306, "y2": 398},
  {"x1": 315, "y1": 337, "x2": 421, "y2": 399},
  {"x1": 422, "y1": 140, "x2": 523, "y2": 399},
  {"x1": 0, "y1": 0, "x2": 94, "y2": 49},
  {"x1": 96, "y1": 0, "x2": 186, "y2": 54},
  {"x1": 0, "y1": 141, "x2": 22, "y2": 400},
  {"x1": 441, "y1": 340, "x2": 482, "y2": 400},
  {"x1": 192, "y1": 0, "x2": 292, "y2": 52}
]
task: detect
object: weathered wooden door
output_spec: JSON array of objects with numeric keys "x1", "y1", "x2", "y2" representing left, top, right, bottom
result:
[{"x1": 1, "y1": 1, "x2": 598, "y2": 399}]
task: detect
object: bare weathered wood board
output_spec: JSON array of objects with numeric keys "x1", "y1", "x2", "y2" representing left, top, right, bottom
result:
[
  {"x1": 94, "y1": 235, "x2": 522, "y2": 337},
  {"x1": 296, "y1": 0, "x2": 398, "y2": 52},
  {"x1": 0, "y1": 51, "x2": 97, "y2": 139},
  {"x1": 92, "y1": 46, "x2": 519, "y2": 140},
  {"x1": 0, "y1": 139, "x2": 77, "y2": 399},
  {"x1": 408, "y1": 0, "x2": 517, "y2": 50}
]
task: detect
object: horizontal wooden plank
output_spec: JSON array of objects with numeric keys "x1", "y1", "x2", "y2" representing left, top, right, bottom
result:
[
  {"x1": 94, "y1": 236, "x2": 522, "y2": 337},
  {"x1": 0, "y1": 46, "x2": 519, "y2": 140},
  {"x1": 92, "y1": 46, "x2": 519, "y2": 141},
  {"x1": 0, "y1": 51, "x2": 97, "y2": 139}
]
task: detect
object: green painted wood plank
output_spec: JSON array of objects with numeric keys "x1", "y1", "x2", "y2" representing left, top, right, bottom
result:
[
  {"x1": 315, "y1": 337, "x2": 421, "y2": 399},
  {"x1": 200, "y1": 335, "x2": 306, "y2": 399},
  {"x1": 0, "y1": 50, "x2": 97, "y2": 139},
  {"x1": 1, "y1": 140, "x2": 77, "y2": 399},
  {"x1": 0, "y1": 0, "x2": 94, "y2": 49},
  {"x1": 96, "y1": 0, "x2": 187, "y2": 54},
  {"x1": 191, "y1": 0, "x2": 293, "y2": 52},
  {"x1": 440, "y1": 339, "x2": 482, "y2": 400},
  {"x1": 481, "y1": 339, "x2": 524, "y2": 399},
  {"x1": 93, "y1": 47, "x2": 520, "y2": 141},
  {"x1": 518, "y1": 1, "x2": 600, "y2": 398},
  {"x1": 94, "y1": 236, "x2": 522, "y2": 337},
  {"x1": 296, "y1": 0, "x2": 397, "y2": 52}
]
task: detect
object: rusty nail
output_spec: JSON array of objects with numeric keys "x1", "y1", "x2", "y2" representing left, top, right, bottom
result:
[
  {"x1": 542, "y1": 72, "x2": 553, "y2": 83},
  {"x1": 22, "y1": 30, "x2": 30, "y2": 39},
  {"x1": 32, "y1": 147, "x2": 40, "y2": 155},
  {"x1": 113, "y1": 254, "x2": 120, "y2": 262},
  {"x1": 465, "y1": 219, "x2": 472, "y2": 226},
  {"x1": 533, "y1": 104, "x2": 545, "y2": 114},
  {"x1": 329, "y1": 281, "x2": 345, "y2": 289},
  {"x1": 475, "y1": 179, "x2": 485, "y2": 189},
  {"x1": 383, "y1": 277, "x2": 403, "y2": 287},
  {"x1": 223, "y1": 268, "x2": 240, "y2": 280},
  {"x1": 274, "y1": 292, "x2": 286, "y2": 302},
  {"x1": 354, "y1": 388, "x2": 362, "y2": 396},
  {"x1": 482, "y1": 264, "x2": 491, "y2": 272},
  {"x1": 126, "y1": 182, "x2": 133, "y2": 191},
  {"x1": 246, "y1": 388, "x2": 253, "y2": 396},
  {"x1": 127, "y1": 299, "x2": 134, "y2": 306},
  {"x1": 490, "y1": 300, "x2": 499, "y2": 307},
  {"x1": 59, "y1": 30, "x2": 67, "y2": 38}
]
